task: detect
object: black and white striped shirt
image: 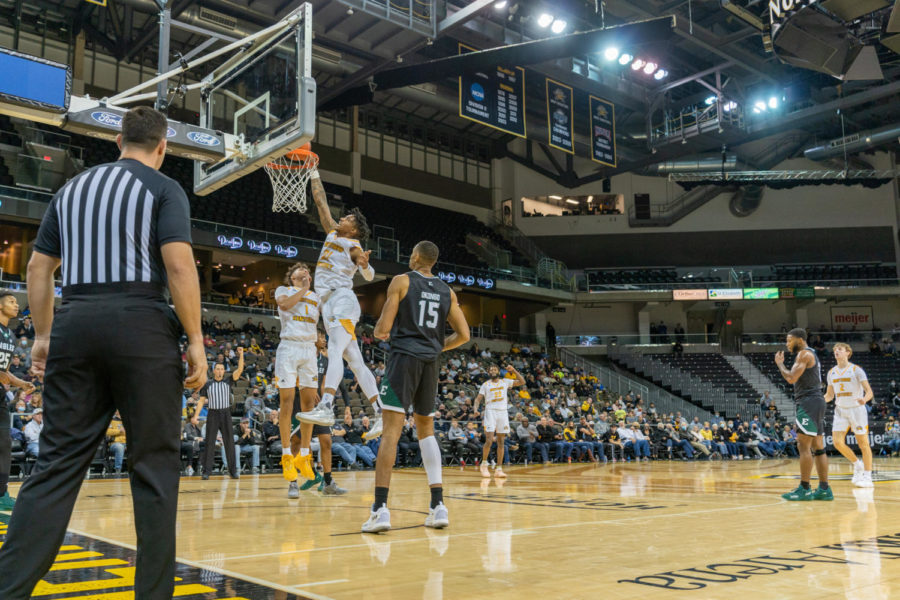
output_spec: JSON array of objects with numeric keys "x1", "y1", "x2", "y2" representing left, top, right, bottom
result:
[
  {"x1": 201, "y1": 378, "x2": 234, "y2": 410},
  {"x1": 33, "y1": 158, "x2": 191, "y2": 291}
]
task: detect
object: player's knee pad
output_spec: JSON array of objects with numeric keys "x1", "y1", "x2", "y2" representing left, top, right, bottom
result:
[{"x1": 813, "y1": 448, "x2": 826, "y2": 456}]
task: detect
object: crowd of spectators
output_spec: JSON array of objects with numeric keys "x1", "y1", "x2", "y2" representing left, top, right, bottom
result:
[{"x1": 6, "y1": 310, "x2": 900, "y2": 479}]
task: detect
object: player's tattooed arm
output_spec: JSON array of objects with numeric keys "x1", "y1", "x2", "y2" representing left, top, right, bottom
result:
[
  {"x1": 310, "y1": 174, "x2": 337, "y2": 232},
  {"x1": 506, "y1": 365, "x2": 526, "y2": 387}
]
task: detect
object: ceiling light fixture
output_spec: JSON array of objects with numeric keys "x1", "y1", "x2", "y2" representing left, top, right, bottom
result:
[
  {"x1": 537, "y1": 13, "x2": 554, "y2": 27},
  {"x1": 643, "y1": 62, "x2": 658, "y2": 75},
  {"x1": 654, "y1": 69, "x2": 668, "y2": 80},
  {"x1": 618, "y1": 53, "x2": 633, "y2": 65},
  {"x1": 565, "y1": 198, "x2": 580, "y2": 205},
  {"x1": 603, "y1": 47, "x2": 619, "y2": 61},
  {"x1": 631, "y1": 58, "x2": 645, "y2": 70},
  {"x1": 551, "y1": 19, "x2": 566, "y2": 33}
]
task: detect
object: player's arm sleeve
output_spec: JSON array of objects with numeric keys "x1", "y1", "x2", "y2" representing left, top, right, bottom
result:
[
  {"x1": 157, "y1": 180, "x2": 193, "y2": 245},
  {"x1": 33, "y1": 195, "x2": 62, "y2": 257}
]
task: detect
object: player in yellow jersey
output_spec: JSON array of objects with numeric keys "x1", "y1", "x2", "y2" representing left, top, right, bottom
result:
[
  {"x1": 825, "y1": 342, "x2": 874, "y2": 488},
  {"x1": 274, "y1": 263, "x2": 320, "y2": 483},
  {"x1": 297, "y1": 168, "x2": 383, "y2": 439},
  {"x1": 474, "y1": 364, "x2": 525, "y2": 479}
]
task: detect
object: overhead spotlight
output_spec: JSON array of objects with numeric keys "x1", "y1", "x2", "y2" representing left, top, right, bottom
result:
[
  {"x1": 537, "y1": 13, "x2": 554, "y2": 27},
  {"x1": 346, "y1": 6, "x2": 353, "y2": 14},
  {"x1": 494, "y1": 0, "x2": 508, "y2": 8},
  {"x1": 618, "y1": 53, "x2": 633, "y2": 65},
  {"x1": 603, "y1": 47, "x2": 619, "y2": 61},
  {"x1": 643, "y1": 62, "x2": 657, "y2": 75},
  {"x1": 551, "y1": 19, "x2": 566, "y2": 33},
  {"x1": 631, "y1": 58, "x2": 645, "y2": 70},
  {"x1": 704, "y1": 95, "x2": 717, "y2": 106},
  {"x1": 654, "y1": 69, "x2": 668, "y2": 80},
  {"x1": 754, "y1": 100, "x2": 767, "y2": 112},
  {"x1": 768, "y1": 96, "x2": 778, "y2": 109},
  {"x1": 723, "y1": 101, "x2": 737, "y2": 112}
]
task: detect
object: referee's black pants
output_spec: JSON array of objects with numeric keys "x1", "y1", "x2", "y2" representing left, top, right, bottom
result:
[
  {"x1": 203, "y1": 408, "x2": 237, "y2": 477},
  {"x1": 0, "y1": 292, "x2": 184, "y2": 600}
]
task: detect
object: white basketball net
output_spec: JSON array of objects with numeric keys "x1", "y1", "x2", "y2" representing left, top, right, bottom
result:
[{"x1": 264, "y1": 149, "x2": 319, "y2": 213}]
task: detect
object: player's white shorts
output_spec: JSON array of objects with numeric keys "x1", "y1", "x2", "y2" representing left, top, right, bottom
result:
[
  {"x1": 317, "y1": 287, "x2": 361, "y2": 332},
  {"x1": 832, "y1": 404, "x2": 869, "y2": 435},
  {"x1": 483, "y1": 409, "x2": 510, "y2": 434},
  {"x1": 274, "y1": 341, "x2": 317, "y2": 389}
]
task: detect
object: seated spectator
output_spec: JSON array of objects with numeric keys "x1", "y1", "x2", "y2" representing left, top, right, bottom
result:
[
  {"x1": 23, "y1": 408, "x2": 43, "y2": 458},
  {"x1": 263, "y1": 410, "x2": 282, "y2": 455},
  {"x1": 629, "y1": 423, "x2": 651, "y2": 461},
  {"x1": 344, "y1": 416, "x2": 376, "y2": 467},
  {"x1": 398, "y1": 417, "x2": 420, "y2": 466},
  {"x1": 534, "y1": 417, "x2": 555, "y2": 464},
  {"x1": 182, "y1": 418, "x2": 203, "y2": 476},
  {"x1": 886, "y1": 421, "x2": 900, "y2": 456},
  {"x1": 106, "y1": 411, "x2": 127, "y2": 474},
  {"x1": 605, "y1": 423, "x2": 626, "y2": 462},
  {"x1": 8, "y1": 356, "x2": 27, "y2": 379},
  {"x1": 11, "y1": 398, "x2": 29, "y2": 430},
  {"x1": 447, "y1": 419, "x2": 469, "y2": 463},
  {"x1": 14, "y1": 316, "x2": 34, "y2": 340},
  {"x1": 577, "y1": 417, "x2": 602, "y2": 463},
  {"x1": 663, "y1": 424, "x2": 693, "y2": 460},
  {"x1": 330, "y1": 419, "x2": 359, "y2": 468},
  {"x1": 782, "y1": 425, "x2": 798, "y2": 457},
  {"x1": 233, "y1": 418, "x2": 262, "y2": 474},
  {"x1": 710, "y1": 424, "x2": 729, "y2": 459},
  {"x1": 688, "y1": 425, "x2": 711, "y2": 459},
  {"x1": 737, "y1": 425, "x2": 761, "y2": 458},
  {"x1": 515, "y1": 415, "x2": 540, "y2": 464},
  {"x1": 617, "y1": 420, "x2": 636, "y2": 461}
]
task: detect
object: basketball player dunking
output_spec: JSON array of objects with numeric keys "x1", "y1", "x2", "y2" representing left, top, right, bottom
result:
[
  {"x1": 776, "y1": 328, "x2": 833, "y2": 501},
  {"x1": 0, "y1": 290, "x2": 35, "y2": 511},
  {"x1": 297, "y1": 168, "x2": 383, "y2": 440},
  {"x1": 474, "y1": 364, "x2": 525, "y2": 479},
  {"x1": 274, "y1": 263, "x2": 320, "y2": 484},
  {"x1": 825, "y1": 342, "x2": 875, "y2": 488},
  {"x1": 362, "y1": 241, "x2": 469, "y2": 533}
]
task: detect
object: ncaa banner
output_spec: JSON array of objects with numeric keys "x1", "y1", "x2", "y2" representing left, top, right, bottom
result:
[
  {"x1": 589, "y1": 95, "x2": 616, "y2": 167},
  {"x1": 830, "y1": 306, "x2": 873, "y2": 330},
  {"x1": 458, "y1": 43, "x2": 526, "y2": 138},
  {"x1": 546, "y1": 78, "x2": 574, "y2": 154}
]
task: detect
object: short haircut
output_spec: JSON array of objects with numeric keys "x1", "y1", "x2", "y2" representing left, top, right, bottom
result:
[
  {"x1": 833, "y1": 342, "x2": 853, "y2": 358},
  {"x1": 413, "y1": 240, "x2": 439, "y2": 266},
  {"x1": 121, "y1": 106, "x2": 168, "y2": 152},
  {"x1": 0, "y1": 288, "x2": 14, "y2": 302},
  {"x1": 348, "y1": 207, "x2": 370, "y2": 241},
  {"x1": 284, "y1": 262, "x2": 309, "y2": 285},
  {"x1": 787, "y1": 327, "x2": 807, "y2": 341}
]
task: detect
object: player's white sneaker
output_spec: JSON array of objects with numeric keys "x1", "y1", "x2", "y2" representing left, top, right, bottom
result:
[
  {"x1": 480, "y1": 463, "x2": 491, "y2": 478},
  {"x1": 321, "y1": 481, "x2": 348, "y2": 495},
  {"x1": 362, "y1": 505, "x2": 391, "y2": 533},
  {"x1": 288, "y1": 480, "x2": 300, "y2": 499},
  {"x1": 365, "y1": 415, "x2": 383, "y2": 440},
  {"x1": 425, "y1": 503, "x2": 449, "y2": 529},
  {"x1": 296, "y1": 404, "x2": 335, "y2": 426},
  {"x1": 855, "y1": 471, "x2": 874, "y2": 488}
]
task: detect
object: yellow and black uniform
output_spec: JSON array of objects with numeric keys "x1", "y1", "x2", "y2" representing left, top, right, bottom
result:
[
  {"x1": 563, "y1": 427, "x2": 578, "y2": 443},
  {"x1": 106, "y1": 419, "x2": 127, "y2": 445}
]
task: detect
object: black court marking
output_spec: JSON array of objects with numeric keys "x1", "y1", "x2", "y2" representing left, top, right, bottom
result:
[
  {"x1": 0, "y1": 521, "x2": 317, "y2": 599},
  {"x1": 332, "y1": 524, "x2": 425, "y2": 537},
  {"x1": 447, "y1": 492, "x2": 675, "y2": 511}
]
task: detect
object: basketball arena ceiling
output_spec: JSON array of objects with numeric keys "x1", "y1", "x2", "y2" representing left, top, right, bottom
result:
[{"x1": 2, "y1": 0, "x2": 899, "y2": 180}]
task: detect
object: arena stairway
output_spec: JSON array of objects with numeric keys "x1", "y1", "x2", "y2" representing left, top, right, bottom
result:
[
  {"x1": 723, "y1": 354, "x2": 796, "y2": 419},
  {"x1": 609, "y1": 350, "x2": 771, "y2": 420}
]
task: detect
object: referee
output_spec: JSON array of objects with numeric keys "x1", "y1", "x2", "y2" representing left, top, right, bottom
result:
[
  {"x1": 0, "y1": 106, "x2": 207, "y2": 600},
  {"x1": 199, "y1": 348, "x2": 245, "y2": 479}
]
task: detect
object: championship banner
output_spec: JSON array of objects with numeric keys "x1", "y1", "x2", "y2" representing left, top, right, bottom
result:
[
  {"x1": 589, "y1": 95, "x2": 616, "y2": 167},
  {"x1": 546, "y1": 78, "x2": 574, "y2": 154},
  {"x1": 830, "y1": 306, "x2": 873, "y2": 330},
  {"x1": 458, "y1": 43, "x2": 526, "y2": 138}
]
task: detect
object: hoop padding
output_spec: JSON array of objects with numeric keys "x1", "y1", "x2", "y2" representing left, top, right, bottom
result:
[{"x1": 264, "y1": 148, "x2": 319, "y2": 213}]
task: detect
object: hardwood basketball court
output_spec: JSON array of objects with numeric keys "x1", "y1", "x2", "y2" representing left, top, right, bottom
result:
[{"x1": 3, "y1": 459, "x2": 900, "y2": 599}]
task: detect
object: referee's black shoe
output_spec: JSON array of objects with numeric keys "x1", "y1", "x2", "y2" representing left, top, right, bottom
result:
[{"x1": 201, "y1": 473, "x2": 210, "y2": 480}]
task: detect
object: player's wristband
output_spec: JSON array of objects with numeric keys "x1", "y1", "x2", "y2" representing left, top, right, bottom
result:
[{"x1": 310, "y1": 169, "x2": 321, "y2": 181}]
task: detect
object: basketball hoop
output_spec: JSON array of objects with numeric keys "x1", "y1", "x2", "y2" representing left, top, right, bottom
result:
[{"x1": 264, "y1": 143, "x2": 319, "y2": 213}]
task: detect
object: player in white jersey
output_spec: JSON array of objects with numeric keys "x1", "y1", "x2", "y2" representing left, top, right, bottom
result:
[
  {"x1": 824, "y1": 342, "x2": 874, "y2": 488},
  {"x1": 474, "y1": 364, "x2": 525, "y2": 479},
  {"x1": 274, "y1": 263, "x2": 320, "y2": 483},
  {"x1": 297, "y1": 169, "x2": 383, "y2": 439}
]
